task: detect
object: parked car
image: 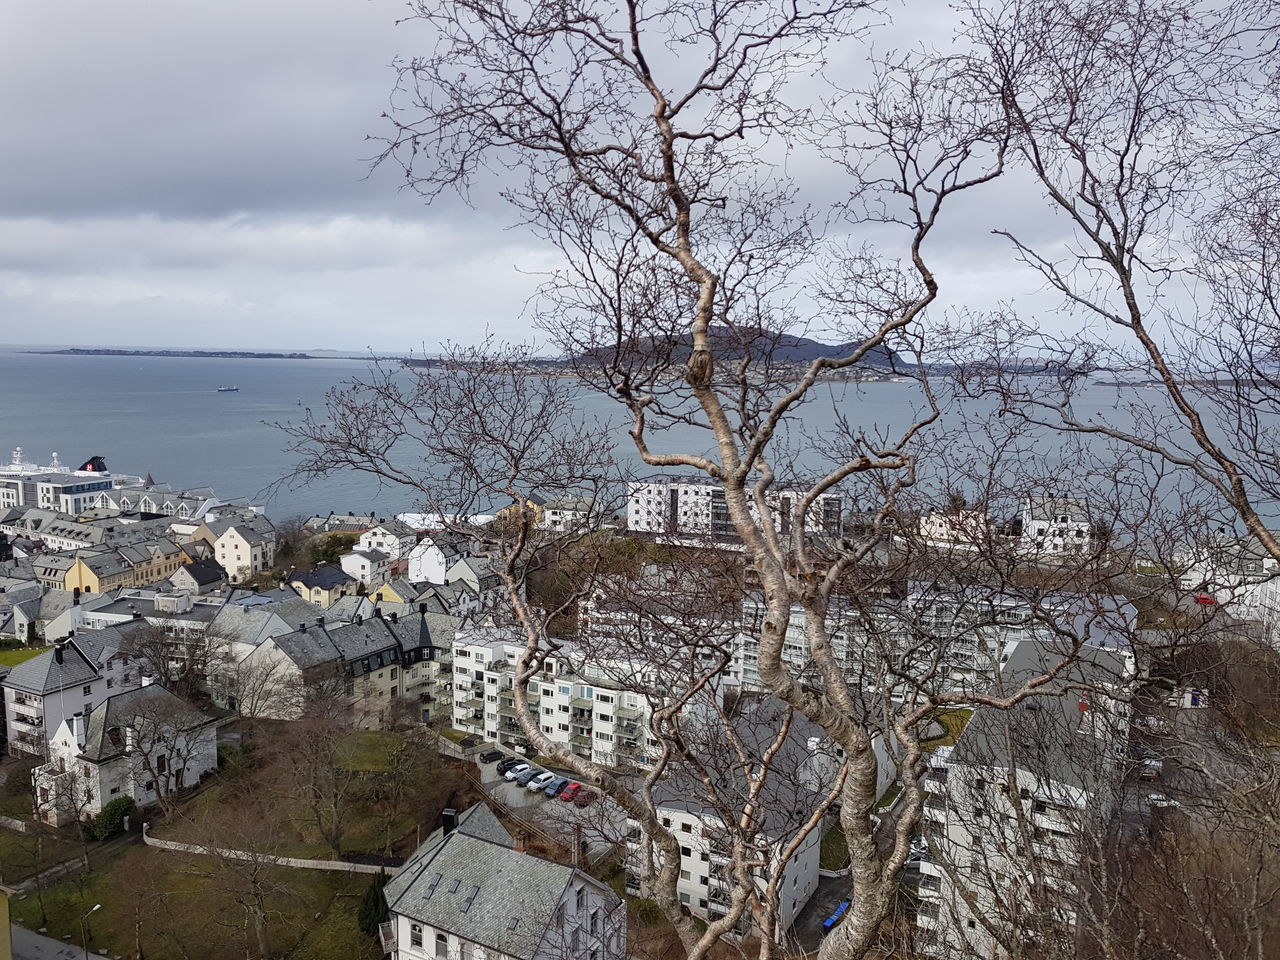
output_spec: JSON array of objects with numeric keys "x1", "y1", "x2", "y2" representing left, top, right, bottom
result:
[
  {"x1": 560, "y1": 782, "x2": 583, "y2": 802},
  {"x1": 573, "y1": 789, "x2": 597, "y2": 807},
  {"x1": 504, "y1": 763, "x2": 532, "y2": 781},
  {"x1": 496, "y1": 757, "x2": 523, "y2": 775},
  {"x1": 528, "y1": 771, "x2": 557, "y2": 792},
  {"x1": 1193, "y1": 593, "x2": 1217, "y2": 605},
  {"x1": 1139, "y1": 758, "x2": 1163, "y2": 781},
  {"x1": 544, "y1": 777, "x2": 570, "y2": 798},
  {"x1": 515, "y1": 767, "x2": 542, "y2": 787},
  {"x1": 1146, "y1": 792, "x2": 1181, "y2": 809},
  {"x1": 479, "y1": 750, "x2": 506, "y2": 764}
]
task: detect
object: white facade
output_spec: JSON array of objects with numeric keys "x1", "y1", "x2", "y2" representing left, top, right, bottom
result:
[
  {"x1": 407, "y1": 535, "x2": 462, "y2": 584},
  {"x1": 341, "y1": 549, "x2": 391, "y2": 588},
  {"x1": 451, "y1": 630, "x2": 657, "y2": 769},
  {"x1": 2, "y1": 637, "x2": 142, "y2": 757},
  {"x1": 34, "y1": 688, "x2": 218, "y2": 825},
  {"x1": 626, "y1": 476, "x2": 843, "y2": 540},
  {"x1": 623, "y1": 802, "x2": 820, "y2": 937},
  {"x1": 214, "y1": 525, "x2": 275, "y2": 583},
  {"x1": 918, "y1": 509, "x2": 988, "y2": 549},
  {"x1": 1019, "y1": 496, "x2": 1096, "y2": 558},
  {"x1": 358, "y1": 523, "x2": 417, "y2": 561}
]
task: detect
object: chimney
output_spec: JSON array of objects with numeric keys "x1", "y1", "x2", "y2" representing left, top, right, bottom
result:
[
  {"x1": 53, "y1": 641, "x2": 64, "y2": 665},
  {"x1": 252, "y1": 584, "x2": 260, "y2": 594},
  {"x1": 71, "y1": 712, "x2": 86, "y2": 748},
  {"x1": 72, "y1": 587, "x2": 81, "y2": 606},
  {"x1": 418, "y1": 602, "x2": 427, "y2": 615},
  {"x1": 355, "y1": 613, "x2": 363, "y2": 625},
  {"x1": 140, "y1": 675, "x2": 153, "y2": 687},
  {"x1": 390, "y1": 612, "x2": 398, "y2": 624},
  {"x1": 374, "y1": 606, "x2": 383, "y2": 619},
  {"x1": 441, "y1": 807, "x2": 458, "y2": 836},
  {"x1": 317, "y1": 617, "x2": 325, "y2": 627},
  {"x1": 514, "y1": 831, "x2": 526, "y2": 854},
  {"x1": 299, "y1": 622, "x2": 307, "y2": 633}
]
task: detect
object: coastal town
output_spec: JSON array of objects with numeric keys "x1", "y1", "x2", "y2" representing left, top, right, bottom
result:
[{"x1": 0, "y1": 447, "x2": 1271, "y2": 960}]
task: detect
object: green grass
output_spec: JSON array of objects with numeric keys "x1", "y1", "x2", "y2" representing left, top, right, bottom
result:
[
  {"x1": 0, "y1": 645, "x2": 48, "y2": 667},
  {"x1": 339, "y1": 730, "x2": 401, "y2": 771},
  {"x1": 0, "y1": 826, "x2": 84, "y2": 885},
  {"x1": 440, "y1": 728, "x2": 470, "y2": 744},
  {"x1": 820, "y1": 823, "x2": 850, "y2": 870},
  {"x1": 876, "y1": 783, "x2": 902, "y2": 811},
  {"x1": 7, "y1": 845, "x2": 379, "y2": 960},
  {"x1": 923, "y1": 708, "x2": 973, "y2": 749}
]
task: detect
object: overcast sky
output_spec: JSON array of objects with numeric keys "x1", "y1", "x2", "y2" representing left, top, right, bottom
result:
[{"x1": 0, "y1": 1, "x2": 1068, "y2": 353}]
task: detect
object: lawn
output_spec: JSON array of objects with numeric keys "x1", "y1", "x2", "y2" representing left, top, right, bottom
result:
[
  {"x1": 0, "y1": 645, "x2": 47, "y2": 667},
  {"x1": 0, "y1": 826, "x2": 84, "y2": 885},
  {"x1": 7, "y1": 843, "x2": 380, "y2": 960},
  {"x1": 922, "y1": 708, "x2": 973, "y2": 749},
  {"x1": 820, "y1": 823, "x2": 850, "y2": 870}
]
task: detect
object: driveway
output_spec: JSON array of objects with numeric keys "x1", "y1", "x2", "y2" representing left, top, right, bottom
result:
[{"x1": 788, "y1": 873, "x2": 851, "y2": 953}]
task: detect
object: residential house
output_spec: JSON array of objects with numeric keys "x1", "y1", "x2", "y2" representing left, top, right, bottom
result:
[
  {"x1": 406, "y1": 532, "x2": 468, "y2": 584},
  {"x1": 2, "y1": 631, "x2": 143, "y2": 757},
  {"x1": 1018, "y1": 496, "x2": 1099, "y2": 558},
  {"x1": 170, "y1": 559, "x2": 228, "y2": 595},
  {"x1": 915, "y1": 640, "x2": 1132, "y2": 957},
  {"x1": 196, "y1": 518, "x2": 276, "y2": 584},
  {"x1": 341, "y1": 549, "x2": 391, "y2": 590},
  {"x1": 287, "y1": 566, "x2": 358, "y2": 608},
  {"x1": 370, "y1": 578, "x2": 424, "y2": 605},
  {"x1": 34, "y1": 682, "x2": 218, "y2": 826},
  {"x1": 303, "y1": 512, "x2": 378, "y2": 535},
  {"x1": 357, "y1": 520, "x2": 419, "y2": 562},
  {"x1": 234, "y1": 607, "x2": 457, "y2": 726},
  {"x1": 918, "y1": 508, "x2": 989, "y2": 550},
  {"x1": 382, "y1": 803, "x2": 625, "y2": 960}
]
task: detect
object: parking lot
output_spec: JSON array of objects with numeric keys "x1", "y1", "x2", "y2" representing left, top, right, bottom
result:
[{"x1": 471, "y1": 752, "x2": 629, "y2": 860}]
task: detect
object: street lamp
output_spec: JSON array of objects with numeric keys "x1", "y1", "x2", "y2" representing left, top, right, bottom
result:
[{"x1": 79, "y1": 902, "x2": 100, "y2": 959}]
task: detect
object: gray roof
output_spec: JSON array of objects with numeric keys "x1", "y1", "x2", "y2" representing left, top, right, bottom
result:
[
  {"x1": 384, "y1": 804, "x2": 616, "y2": 960},
  {"x1": 175, "y1": 559, "x2": 226, "y2": 586},
  {"x1": 3, "y1": 638, "x2": 99, "y2": 695},
  {"x1": 948, "y1": 640, "x2": 1131, "y2": 793},
  {"x1": 289, "y1": 565, "x2": 355, "y2": 591},
  {"x1": 349, "y1": 549, "x2": 390, "y2": 563},
  {"x1": 1024, "y1": 496, "x2": 1091, "y2": 523},
  {"x1": 270, "y1": 609, "x2": 456, "y2": 671},
  {"x1": 79, "y1": 683, "x2": 215, "y2": 762}
]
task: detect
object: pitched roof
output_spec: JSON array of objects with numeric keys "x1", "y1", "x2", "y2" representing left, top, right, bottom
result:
[
  {"x1": 3, "y1": 638, "x2": 99, "y2": 695},
  {"x1": 79, "y1": 684, "x2": 216, "y2": 762},
  {"x1": 384, "y1": 804, "x2": 614, "y2": 960},
  {"x1": 289, "y1": 566, "x2": 355, "y2": 591},
  {"x1": 176, "y1": 559, "x2": 226, "y2": 586}
]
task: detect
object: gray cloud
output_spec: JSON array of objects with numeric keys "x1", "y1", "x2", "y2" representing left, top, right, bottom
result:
[{"x1": 0, "y1": 0, "x2": 1083, "y2": 350}]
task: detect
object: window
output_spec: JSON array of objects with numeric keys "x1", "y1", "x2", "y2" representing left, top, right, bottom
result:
[
  {"x1": 435, "y1": 933, "x2": 448, "y2": 959},
  {"x1": 82, "y1": 684, "x2": 93, "y2": 696},
  {"x1": 390, "y1": 667, "x2": 398, "y2": 680},
  {"x1": 576, "y1": 886, "x2": 586, "y2": 910},
  {"x1": 680, "y1": 823, "x2": 692, "y2": 833},
  {"x1": 156, "y1": 754, "x2": 168, "y2": 774}
]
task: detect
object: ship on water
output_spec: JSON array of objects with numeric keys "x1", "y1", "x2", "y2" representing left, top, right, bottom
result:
[{"x1": 216, "y1": 385, "x2": 240, "y2": 392}]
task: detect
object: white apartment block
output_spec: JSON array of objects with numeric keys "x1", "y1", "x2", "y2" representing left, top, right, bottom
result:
[
  {"x1": 735, "y1": 586, "x2": 1136, "y2": 698},
  {"x1": 622, "y1": 786, "x2": 820, "y2": 939},
  {"x1": 3, "y1": 632, "x2": 143, "y2": 757},
  {"x1": 915, "y1": 642, "x2": 1131, "y2": 958},
  {"x1": 627, "y1": 476, "x2": 843, "y2": 540},
  {"x1": 1019, "y1": 496, "x2": 1098, "y2": 558},
  {"x1": 358, "y1": 520, "x2": 418, "y2": 561},
  {"x1": 451, "y1": 629, "x2": 658, "y2": 769}
]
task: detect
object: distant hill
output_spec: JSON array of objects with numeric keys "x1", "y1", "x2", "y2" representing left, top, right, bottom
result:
[{"x1": 574, "y1": 328, "x2": 903, "y2": 368}]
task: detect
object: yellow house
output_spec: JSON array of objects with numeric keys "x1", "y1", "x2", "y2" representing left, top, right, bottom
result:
[
  {"x1": 370, "y1": 578, "x2": 419, "y2": 604},
  {"x1": 494, "y1": 494, "x2": 548, "y2": 529},
  {"x1": 287, "y1": 565, "x2": 358, "y2": 608},
  {"x1": 64, "y1": 552, "x2": 134, "y2": 594}
]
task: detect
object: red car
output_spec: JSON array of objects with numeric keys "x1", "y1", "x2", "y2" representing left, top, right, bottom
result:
[
  {"x1": 560, "y1": 782, "x2": 583, "y2": 802},
  {"x1": 573, "y1": 789, "x2": 597, "y2": 807},
  {"x1": 1193, "y1": 594, "x2": 1217, "y2": 605}
]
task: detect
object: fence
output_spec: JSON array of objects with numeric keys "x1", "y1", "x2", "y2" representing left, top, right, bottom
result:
[{"x1": 141, "y1": 822, "x2": 399, "y2": 875}]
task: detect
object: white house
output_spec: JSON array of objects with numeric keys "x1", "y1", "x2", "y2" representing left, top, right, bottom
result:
[
  {"x1": 33, "y1": 682, "x2": 218, "y2": 825},
  {"x1": 382, "y1": 803, "x2": 626, "y2": 960},
  {"x1": 2, "y1": 631, "x2": 143, "y2": 757},
  {"x1": 340, "y1": 549, "x2": 392, "y2": 589},
  {"x1": 916, "y1": 641, "x2": 1132, "y2": 957},
  {"x1": 205, "y1": 519, "x2": 276, "y2": 584},
  {"x1": 918, "y1": 508, "x2": 988, "y2": 549},
  {"x1": 357, "y1": 520, "x2": 419, "y2": 561},
  {"x1": 1018, "y1": 496, "x2": 1097, "y2": 558},
  {"x1": 406, "y1": 532, "x2": 469, "y2": 584}
]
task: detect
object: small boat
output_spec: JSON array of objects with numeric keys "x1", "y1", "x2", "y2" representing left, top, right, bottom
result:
[{"x1": 216, "y1": 386, "x2": 240, "y2": 393}]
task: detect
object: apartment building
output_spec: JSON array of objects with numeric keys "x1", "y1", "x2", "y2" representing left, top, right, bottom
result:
[
  {"x1": 626, "y1": 476, "x2": 844, "y2": 541},
  {"x1": 2, "y1": 631, "x2": 144, "y2": 756},
  {"x1": 451, "y1": 629, "x2": 658, "y2": 769},
  {"x1": 915, "y1": 641, "x2": 1132, "y2": 957},
  {"x1": 1018, "y1": 496, "x2": 1099, "y2": 558},
  {"x1": 735, "y1": 585, "x2": 1136, "y2": 698}
]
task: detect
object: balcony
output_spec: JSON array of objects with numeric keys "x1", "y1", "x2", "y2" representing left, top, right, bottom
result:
[
  {"x1": 571, "y1": 695, "x2": 593, "y2": 709},
  {"x1": 378, "y1": 921, "x2": 395, "y2": 955},
  {"x1": 569, "y1": 732, "x2": 592, "y2": 747},
  {"x1": 615, "y1": 704, "x2": 642, "y2": 720},
  {"x1": 11, "y1": 712, "x2": 43, "y2": 728}
]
